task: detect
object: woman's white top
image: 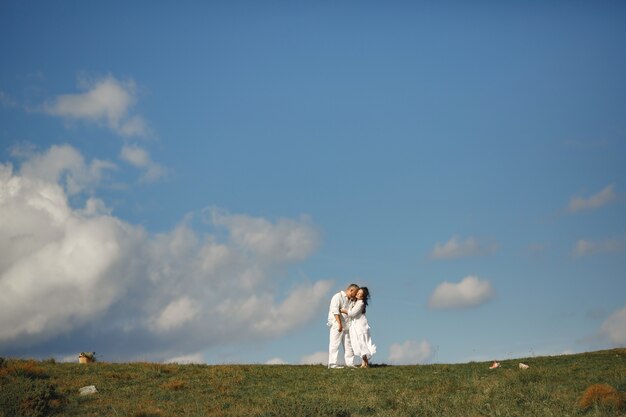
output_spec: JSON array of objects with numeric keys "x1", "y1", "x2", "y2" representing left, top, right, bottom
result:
[{"x1": 346, "y1": 300, "x2": 377, "y2": 359}]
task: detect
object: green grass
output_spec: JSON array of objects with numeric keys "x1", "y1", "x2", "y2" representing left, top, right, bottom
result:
[{"x1": 1, "y1": 349, "x2": 625, "y2": 416}]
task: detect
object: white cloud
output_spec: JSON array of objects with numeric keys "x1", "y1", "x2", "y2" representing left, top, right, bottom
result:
[
  {"x1": 428, "y1": 275, "x2": 495, "y2": 310},
  {"x1": 121, "y1": 143, "x2": 151, "y2": 166},
  {"x1": 0, "y1": 163, "x2": 143, "y2": 343},
  {"x1": 43, "y1": 75, "x2": 147, "y2": 137},
  {"x1": 568, "y1": 184, "x2": 616, "y2": 212},
  {"x1": 388, "y1": 340, "x2": 432, "y2": 365},
  {"x1": 79, "y1": 198, "x2": 112, "y2": 217},
  {"x1": 266, "y1": 357, "x2": 287, "y2": 365},
  {"x1": 573, "y1": 235, "x2": 626, "y2": 257},
  {"x1": 429, "y1": 235, "x2": 498, "y2": 260},
  {"x1": 0, "y1": 150, "x2": 329, "y2": 360},
  {"x1": 117, "y1": 115, "x2": 147, "y2": 137},
  {"x1": 60, "y1": 354, "x2": 80, "y2": 363},
  {"x1": 299, "y1": 351, "x2": 328, "y2": 365},
  {"x1": 210, "y1": 208, "x2": 320, "y2": 264},
  {"x1": 120, "y1": 144, "x2": 166, "y2": 183},
  {"x1": 252, "y1": 281, "x2": 332, "y2": 336},
  {"x1": 164, "y1": 352, "x2": 205, "y2": 364},
  {"x1": 15, "y1": 144, "x2": 116, "y2": 195},
  {"x1": 600, "y1": 304, "x2": 626, "y2": 345},
  {"x1": 37, "y1": 75, "x2": 167, "y2": 184},
  {"x1": 151, "y1": 297, "x2": 200, "y2": 333}
]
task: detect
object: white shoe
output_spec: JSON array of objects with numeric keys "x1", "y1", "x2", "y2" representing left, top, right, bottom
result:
[{"x1": 329, "y1": 365, "x2": 344, "y2": 369}]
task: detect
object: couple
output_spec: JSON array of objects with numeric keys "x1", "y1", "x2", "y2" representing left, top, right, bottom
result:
[{"x1": 327, "y1": 283, "x2": 377, "y2": 369}]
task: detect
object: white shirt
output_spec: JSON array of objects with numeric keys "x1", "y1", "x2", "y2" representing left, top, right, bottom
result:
[
  {"x1": 327, "y1": 290, "x2": 349, "y2": 327},
  {"x1": 346, "y1": 299, "x2": 365, "y2": 320}
]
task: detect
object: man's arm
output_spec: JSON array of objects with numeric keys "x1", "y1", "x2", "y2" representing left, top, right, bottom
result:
[
  {"x1": 334, "y1": 314, "x2": 343, "y2": 333},
  {"x1": 329, "y1": 294, "x2": 343, "y2": 332}
]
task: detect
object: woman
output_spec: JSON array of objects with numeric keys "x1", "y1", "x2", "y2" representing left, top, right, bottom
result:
[{"x1": 341, "y1": 287, "x2": 376, "y2": 368}]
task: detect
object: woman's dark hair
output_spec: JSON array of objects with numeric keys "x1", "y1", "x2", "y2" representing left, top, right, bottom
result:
[{"x1": 359, "y1": 287, "x2": 370, "y2": 314}]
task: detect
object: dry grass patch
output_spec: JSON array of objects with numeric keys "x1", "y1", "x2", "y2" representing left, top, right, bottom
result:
[
  {"x1": 0, "y1": 359, "x2": 65, "y2": 417},
  {"x1": 131, "y1": 408, "x2": 165, "y2": 417},
  {"x1": 0, "y1": 360, "x2": 47, "y2": 379},
  {"x1": 579, "y1": 383, "x2": 625, "y2": 411},
  {"x1": 161, "y1": 379, "x2": 186, "y2": 391}
]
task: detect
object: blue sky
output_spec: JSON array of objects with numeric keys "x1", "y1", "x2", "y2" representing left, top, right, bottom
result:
[{"x1": 1, "y1": 1, "x2": 625, "y2": 365}]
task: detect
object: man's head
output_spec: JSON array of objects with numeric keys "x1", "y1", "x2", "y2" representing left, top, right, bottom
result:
[{"x1": 346, "y1": 283, "x2": 359, "y2": 300}]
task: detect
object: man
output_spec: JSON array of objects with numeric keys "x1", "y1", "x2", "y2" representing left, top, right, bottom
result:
[{"x1": 327, "y1": 283, "x2": 359, "y2": 369}]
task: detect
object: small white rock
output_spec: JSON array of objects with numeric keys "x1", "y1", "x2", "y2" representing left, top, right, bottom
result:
[
  {"x1": 79, "y1": 385, "x2": 98, "y2": 395},
  {"x1": 518, "y1": 363, "x2": 529, "y2": 369}
]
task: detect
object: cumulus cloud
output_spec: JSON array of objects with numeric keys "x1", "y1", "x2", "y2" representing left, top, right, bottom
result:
[
  {"x1": 573, "y1": 235, "x2": 626, "y2": 257},
  {"x1": 600, "y1": 304, "x2": 626, "y2": 345},
  {"x1": 251, "y1": 281, "x2": 332, "y2": 336},
  {"x1": 33, "y1": 74, "x2": 166, "y2": 185},
  {"x1": 568, "y1": 184, "x2": 617, "y2": 212},
  {"x1": 428, "y1": 275, "x2": 495, "y2": 309},
  {"x1": 266, "y1": 357, "x2": 287, "y2": 365},
  {"x1": 0, "y1": 153, "x2": 330, "y2": 361},
  {"x1": 120, "y1": 144, "x2": 167, "y2": 183},
  {"x1": 0, "y1": 163, "x2": 143, "y2": 344},
  {"x1": 150, "y1": 297, "x2": 200, "y2": 333},
  {"x1": 164, "y1": 352, "x2": 205, "y2": 364},
  {"x1": 43, "y1": 75, "x2": 147, "y2": 137},
  {"x1": 429, "y1": 235, "x2": 498, "y2": 260},
  {"x1": 388, "y1": 340, "x2": 432, "y2": 365},
  {"x1": 210, "y1": 208, "x2": 320, "y2": 264},
  {"x1": 13, "y1": 144, "x2": 116, "y2": 195},
  {"x1": 299, "y1": 351, "x2": 328, "y2": 365}
]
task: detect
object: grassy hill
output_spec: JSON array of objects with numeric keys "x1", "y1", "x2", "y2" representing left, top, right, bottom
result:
[{"x1": 1, "y1": 348, "x2": 625, "y2": 417}]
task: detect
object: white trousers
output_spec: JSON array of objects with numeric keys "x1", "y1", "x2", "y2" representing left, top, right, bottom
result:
[{"x1": 328, "y1": 324, "x2": 355, "y2": 368}]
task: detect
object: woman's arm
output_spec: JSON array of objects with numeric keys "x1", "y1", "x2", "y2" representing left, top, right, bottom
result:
[{"x1": 345, "y1": 300, "x2": 363, "y2": 318}]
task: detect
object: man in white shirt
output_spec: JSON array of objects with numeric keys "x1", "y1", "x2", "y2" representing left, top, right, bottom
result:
[{"x1": 327, "y1": 283, "x2": 359, "y2": 368}]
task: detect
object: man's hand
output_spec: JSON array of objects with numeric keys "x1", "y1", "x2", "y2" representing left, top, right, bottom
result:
[{"x1": 337, "y1": 325, "x2": 343, "y2": 333}]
